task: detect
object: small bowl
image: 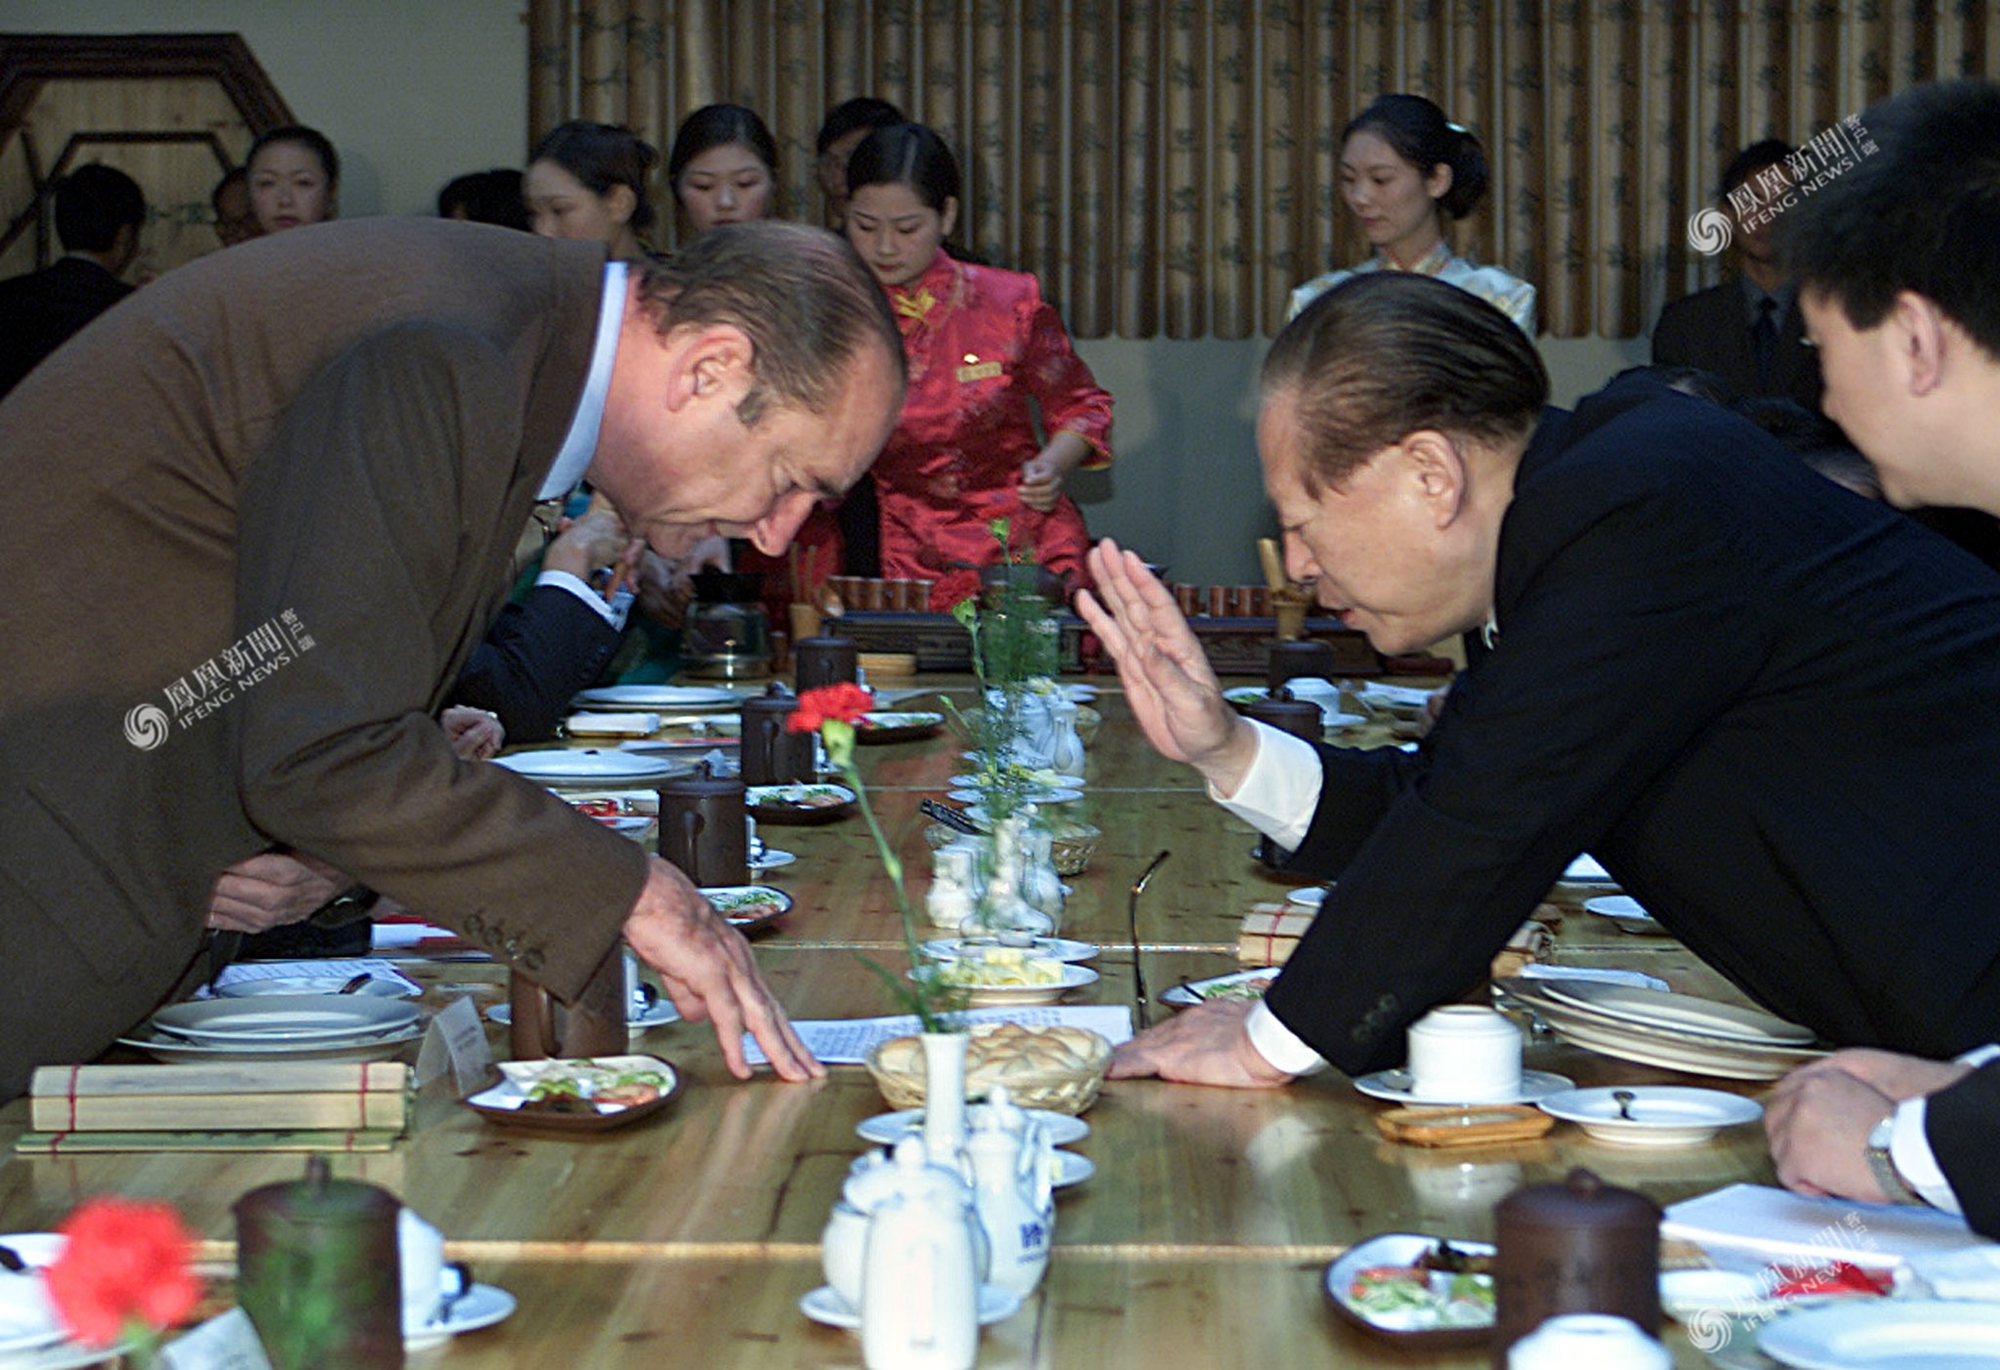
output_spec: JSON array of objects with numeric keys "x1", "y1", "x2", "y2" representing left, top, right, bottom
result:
[{"x1": 864, "y1": 1024, "x2": 1112, "y2": 1115}]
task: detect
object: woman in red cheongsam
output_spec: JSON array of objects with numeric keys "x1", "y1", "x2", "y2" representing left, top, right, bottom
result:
[{"x1": 844, "y1": 123, "x2": 1114, "y2": 610}]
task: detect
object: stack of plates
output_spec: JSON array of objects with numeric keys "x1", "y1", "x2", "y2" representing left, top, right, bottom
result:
[
  {"x1": 572, "y1": 685, "x2": 745, "y2": 713},
  {"x1": 1497, "y1": 977, "x2": 1825, "y2": 1080},
  {"x1": 123, "y1": 995, "x2": 425, "y2": 1064}
]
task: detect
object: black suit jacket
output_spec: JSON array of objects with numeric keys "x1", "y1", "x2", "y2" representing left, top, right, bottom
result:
[
  {"x1": 455, "y1": 584, "x2": 623, "y2": 743},
  {"x1": 1927, "y1": 1061, "x2": 2000, "y2": 1238},
  {"x1": 1652, "y1": 281, "x2": 1821, "y2": 409},
  {"x1": 1264, "y1": 377, "x2": 2000, "y2": 1075},
  {"x1": 0, "y1": 257, "x2": 133, "y2": 398}
]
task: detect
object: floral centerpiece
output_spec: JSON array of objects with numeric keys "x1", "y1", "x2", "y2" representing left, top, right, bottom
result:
[{"x1": 787, "y1": 683, "x2": 967, "y2": 1031}]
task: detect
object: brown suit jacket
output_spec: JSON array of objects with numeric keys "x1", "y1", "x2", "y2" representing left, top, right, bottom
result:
[{"x1": 0, "y1": 219, "x2": 647, "y2": 1095}]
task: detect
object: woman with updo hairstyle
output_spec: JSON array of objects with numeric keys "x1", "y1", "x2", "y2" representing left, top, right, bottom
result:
[
  {"x1": 246, "y1": 124, "x2": 339, "y2": 234},
  {"x1": 667, "y1": 103, "x2": 778, "y2": 237},
  {"x1": 1289, "y1": 93, "x2": 1535, "y2": 334},
  {"x1": 845, "y1": 122, "x2": 1114, "y2": 610},
  {"x1": 524, "y1": 121, "x2": 657, "y2": 260}
]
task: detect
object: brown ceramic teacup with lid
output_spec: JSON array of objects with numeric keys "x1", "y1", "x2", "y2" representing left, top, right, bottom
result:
[{"x1": 1492, "y1": 1167, "x2": 1661, "y2": 1366}]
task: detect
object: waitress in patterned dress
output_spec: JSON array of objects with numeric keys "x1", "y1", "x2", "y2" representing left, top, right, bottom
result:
[
  {"x1": 844, "y1": 123, "x2": 1114, "y2": 610},
  {"x1": 1289, "y1": 94, "x2": 1536, "y2": 334}
]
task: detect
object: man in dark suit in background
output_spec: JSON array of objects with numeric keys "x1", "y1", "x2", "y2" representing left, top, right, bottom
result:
[
  {"x1": 1078, "y1": 275, "x2": 2000, "y2": 1159},
  {"x1": 0, "y1": 164, "x2": 145, "y2": 397},
  {"x1": 0, "y1": 218, "x2": 901, "y2": 1097},
  {"x1": 1652, "y1": 140, "x2": 1822, "y2": 409},
  {"x1": 1760, "y1": 80, "x2": 2000, "y2": 1239}
]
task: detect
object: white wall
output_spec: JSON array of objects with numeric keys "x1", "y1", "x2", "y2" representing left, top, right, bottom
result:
[{"x1": 4, "y1": 0, "x2": 529, "y2": 218}]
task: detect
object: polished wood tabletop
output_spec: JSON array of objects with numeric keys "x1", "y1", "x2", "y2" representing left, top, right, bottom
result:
[{"x1": 0, "y1": 680, "x2": 1770, "y2": 1367}]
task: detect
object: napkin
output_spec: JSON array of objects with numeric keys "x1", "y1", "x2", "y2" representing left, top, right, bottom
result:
[
  {"x1": 1907, "y1": 1246, "x2": 2000, "y2": 1300},
  {"x1": 565, "y1": 711, "x2": 661, "y2": 735},
  {"x1": 1663, "y1": 1183, "x2": 1993, "y2": 1270}
]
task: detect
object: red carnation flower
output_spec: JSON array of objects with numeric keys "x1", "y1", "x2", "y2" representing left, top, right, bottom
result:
[
  {"x1": 44, "y1": 1197, "x2": 199, "y2": 1347},
  {"x1": 788, "y1": 682, "x2": 874, "y2": 732}
]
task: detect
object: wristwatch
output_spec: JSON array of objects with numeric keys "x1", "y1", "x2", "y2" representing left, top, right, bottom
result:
[{"x1": 1865, "y1": 1115, "x2": 1925, "y2": 1206}]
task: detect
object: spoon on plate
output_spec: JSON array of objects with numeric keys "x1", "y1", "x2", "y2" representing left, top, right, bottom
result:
[
  {"x1": 1612, "y1": 1089, "x2": 1638, "y2": 1121},
  {"x1": 337, "y1": 973, "x2": 373, "y2": 995}
]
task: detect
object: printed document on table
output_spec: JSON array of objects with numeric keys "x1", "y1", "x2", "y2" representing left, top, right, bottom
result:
[{"x1": 742, "y1": 1005, "x2": 1135, "y2": 1066}]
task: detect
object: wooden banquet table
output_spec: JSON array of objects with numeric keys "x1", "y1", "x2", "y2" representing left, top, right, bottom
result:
[{"x1": 0, "y1": 679, "x2": 1775, "y2": 1368}]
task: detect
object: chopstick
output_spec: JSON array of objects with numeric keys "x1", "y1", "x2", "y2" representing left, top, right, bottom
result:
[{"x1": 920, "y1": 799, "x2": 982, "y2": 834}]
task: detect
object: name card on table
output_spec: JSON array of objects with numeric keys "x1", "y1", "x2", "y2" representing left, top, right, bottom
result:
[
  {"x1": 157, "y1": 1309, "x2": 273, "y2": 1370},
  {"x1": 743, "y1": 1005, "x2": 1135, "y2": 1066},
  {"x1": 417, "y1": 995, "x2": 492, "y2": 1097}
]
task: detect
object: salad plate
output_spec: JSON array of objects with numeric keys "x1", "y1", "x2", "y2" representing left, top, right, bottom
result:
[
  {"x1": 1323, "y1": 1233, "x2": 1495, "y2": 1348},
  {"x1": 699, "y1": 884, "x2": 794, "y2": 934},
  {"x1": 853, "y1": 711, "x2": 946, "y2": 744},
  {"x1": 746, "y1": 783, "x2": 856, "y2": 825},
  {"x1": 1160, "y1": 968, "x2": 1279, "y2": 1008},
  {"x1": 463, "y1": 1055, "x2": 679, "y2": 1132}
]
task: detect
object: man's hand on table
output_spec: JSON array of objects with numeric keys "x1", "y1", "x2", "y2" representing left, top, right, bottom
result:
[
  {"x1": 624, "y1": 856, "x2": 824, "y2": 1083},
  {"x1": 1107, "y1": 999, "x2": 1295, "y2": 1089},
  {"x1": 1078, "y1": 538, "x2": 1260, "y2": 795},
  {"x1": 440, "y1": 705, "x2": 505, "y2": 760},
  {"x1": 1766, "y1": 1048, "x2": 1974, "y2": 1205},
  {"x1": 206, "y1": 851, "x2": 347, "y2": 932}
]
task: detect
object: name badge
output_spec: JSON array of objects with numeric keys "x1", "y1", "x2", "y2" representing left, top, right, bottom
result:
[{"x1": 955, "y1": 361, "x2": 1003, "y2": 383}]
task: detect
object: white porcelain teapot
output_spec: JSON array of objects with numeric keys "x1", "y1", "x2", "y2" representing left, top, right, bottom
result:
[
  {"x1": 966, "y1": 1086, "x2": 1054, "y2": 1297},
  {"x1": 857, "y1": 1138, "x2": 981, "y2": 1370}
]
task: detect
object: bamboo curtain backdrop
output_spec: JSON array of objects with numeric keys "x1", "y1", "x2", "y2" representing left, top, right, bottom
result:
[{"x1": 528, "y1": 2, "x2": 2000, "y2": 340}]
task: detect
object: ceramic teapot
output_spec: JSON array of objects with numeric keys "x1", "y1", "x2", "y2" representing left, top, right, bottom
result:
[
  {"x1": 656, "y1": 760, "x2": 748, "y2": 887},
  {"x1": 966, "y1": 1086, "x2": 1054, "y2": 1297},
  {"x1": 854, "y1": 1139, "x2": 982, "y2": 1370}
]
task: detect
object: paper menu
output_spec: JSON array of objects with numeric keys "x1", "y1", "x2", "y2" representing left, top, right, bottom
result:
[
  {"x1": 742, "y1": 1005, "x2": 1134, "y2": 1066},
  {"x1": 209, "y1": 958, "x2": 421, "y2": 996}
]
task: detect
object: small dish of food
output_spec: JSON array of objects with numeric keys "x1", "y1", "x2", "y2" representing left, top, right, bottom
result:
[
  {"x1": 463, "y1": 1055, "x2": 679, "y2": 1132},
  {"x1": 1159, "y1": 968, "x2": 1280, "y2": 1008},
  {"x1": 920, "y1": 950, "x2": 1098, "y2": 1006},
  {"x1": 745, "y1": 782, "x2": 856, "y2": 824},
  {"x1": 1323, "y1": 1233, "x2": 1496, "y2": 1347},
  {"x1": 698, "y1": 884, "x2": 794, "y2": 934}
]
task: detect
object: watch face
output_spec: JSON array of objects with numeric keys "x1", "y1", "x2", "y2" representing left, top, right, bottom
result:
[{"x1": 1867, "y1": 1115, "x2": 1897, "y2": 1150}]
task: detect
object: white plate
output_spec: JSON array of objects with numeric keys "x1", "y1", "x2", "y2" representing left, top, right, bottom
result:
[
  {"x1": 1323, "y1": 1233, "x2": 1496, "y2": 1338},
  {"x1": 562, "y1": 711, "x2": 662, "y2": 737},
  {"x1": 1660, "y1": 1269, "x2": 1781, "y2": 1324},
  {"x1": 799, "y1": 1282, "x2": 1021, "y2": 1330},
  {"x1": 926, "y1": 964, "x2": 1098, "y2": 1006},
  {"x1": 404, "y1": 1283, "x2": 516, "y2": 1347},
  {"x1": 1287, "y1": 886, "x2": 1329, "y2": 908},
  {"x1": 216, "y1": 976, "x2": 419, "y2": 999},
  {"x1": 748, "y1": 848, "x2": 796, "y2": 872},
  {"x1": 1510, "y1": 965, "x2": 1671, "y2": 993},
  {"x1": 745, "y1": 782, "x2": 855, "y2": 810},
  {"x1": 1536, "y1": 1086, "x2": 1764, "y2": 1146},
  {"x1": 1581, "y1": 894, "x2": 1668, "y2": 935},
  {"x1": 0, "y1": 1235, "x2": 64, "y2": 1355},
  {"x1": 119, "y1": 1022, "x2": 425, "y2": 1064},
  {"x1": 948, "y1": 786, "x2": 1084, "y2": 806},
  {"x1": 572, "y1": 685, "x2": 744, "y2": 711},
  {"x1": 1562, "y1": 854, "x2": 1615, "y2": 883},
  {"x1": 1758, "y1": 1299, "x2": 2000, "y2": 1369},
  {"x1": 856, "y1": 1107, "x2": 1089, "y2": 1148},
  {"x1": 1160, "y1": 968, "x2": 1279, "y2": 1008},
  {"x1": 493, "y1": 749, "x2": 687, "y2": 785},
  {"x1": 151, "y1": 995, "x2": 420, "y2": 1044},
  {"x1": 1353, "y1": 1068, "x2": 1574, "y2": 1106},
  {"x1": 1535, "y1": 982, "x2": 1815, "y2": 1046},
  {"x1": 1519, "y1": 1004, "x2": 1824, "y2": 1080},
  {"x1": 1051, "y1": 1150, "x2": 1094, "y2": 1188},
  {"x1": 1318, "y1": 712, "x2": 1368, "y2": 729},
  {"x1": 486, "y1": 1000, "x2": 681, "y2": 1030},
  {"x1": 921, "y1": 936, "x2": 1098, "y2": 964}
]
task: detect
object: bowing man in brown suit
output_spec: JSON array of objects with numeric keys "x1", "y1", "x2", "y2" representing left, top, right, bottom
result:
[{"x1": 0, "y1": 217, "x2": 903, "y2": 1098}]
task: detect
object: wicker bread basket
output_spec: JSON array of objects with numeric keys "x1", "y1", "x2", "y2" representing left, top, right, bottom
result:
[{"x1": 864, "y1": 1022, "x2": 1112, "y2": 1115}]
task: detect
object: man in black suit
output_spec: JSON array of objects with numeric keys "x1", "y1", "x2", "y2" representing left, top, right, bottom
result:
[
  {"x1": 0, "y1": 164, "x2": 145, "y2": 397},
  {"x1": 1652, "y1": 140, "x2": 1822, "y2": 409},
  {"x1": 1079, "y1": 274, "x2": 2000, "y2": 1122},
  {"x1": 1757, "y1": 80, "x2": 2000, "y2": 1239}
]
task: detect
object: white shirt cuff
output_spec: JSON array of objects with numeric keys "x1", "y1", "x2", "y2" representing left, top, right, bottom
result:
[
  {"x1": 1886, "y1": 1043, "x2": 2000, "y2": 1214},
  {"x1": 537, "y1": 569, "x2": 630, "y2": 629},
  {"x1": 1246, "y1": 998, "x2": 1327, "y2": 1076},
  {"x1": 1208, "y1": 719, "x2": 1323, "y2": 851}
]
